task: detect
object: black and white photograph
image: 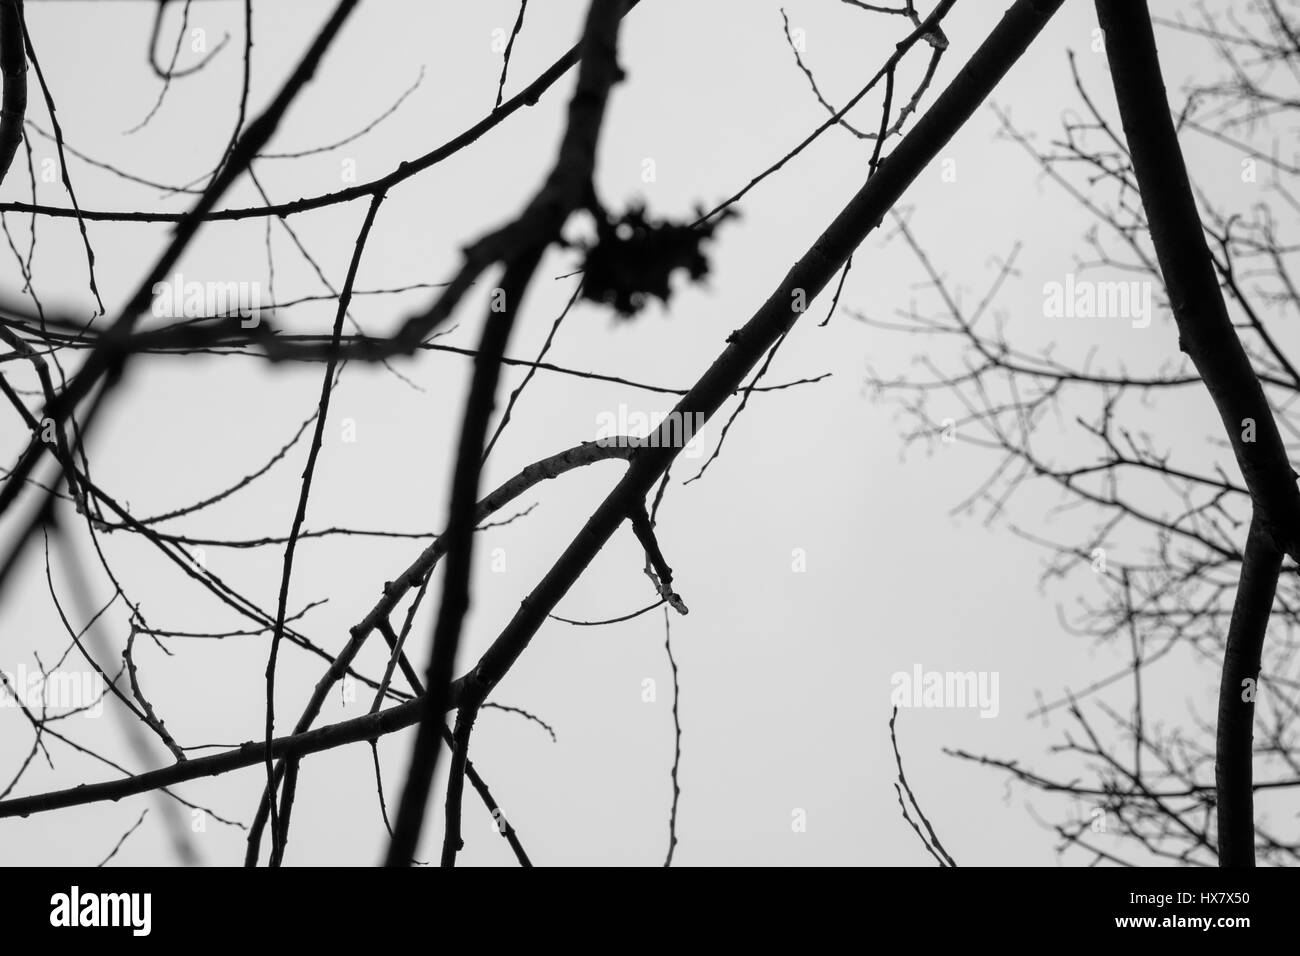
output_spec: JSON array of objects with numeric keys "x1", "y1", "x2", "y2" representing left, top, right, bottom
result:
[{"x1": 0, "y1": 0, "x2": 1287, "y2": 931}]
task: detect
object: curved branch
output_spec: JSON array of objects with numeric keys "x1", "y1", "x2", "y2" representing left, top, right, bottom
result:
[
  {"x1": 241, "y1": 439, "x2": 634, "y2": 863},
  {"x1": 1215, "y1": 515, "x2": 1282, "y2": 867},
  {"x1": 1095, "y1": 0, "x2": 1300, "y2": 563},
  {"x1": 0, "y1": 0, "x2": 26, "y2": 188}
]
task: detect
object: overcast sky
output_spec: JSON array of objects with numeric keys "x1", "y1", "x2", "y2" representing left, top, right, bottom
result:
[{"x1": 0, "y1": 0, "x2": 1246, "y2": 866}]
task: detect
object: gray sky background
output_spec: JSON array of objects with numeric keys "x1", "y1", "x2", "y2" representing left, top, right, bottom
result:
[{"x1": 0, "y1": 0, "x2": 1252, "y2": 866}]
